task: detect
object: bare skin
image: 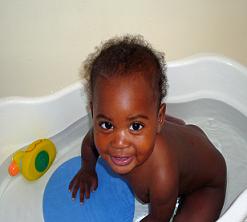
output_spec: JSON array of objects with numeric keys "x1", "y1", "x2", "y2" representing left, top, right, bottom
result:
[{"x1": 69, "y1": 73, "x2": 226, "y2": 221}]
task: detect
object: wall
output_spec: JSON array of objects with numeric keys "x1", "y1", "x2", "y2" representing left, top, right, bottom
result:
[{"x1": 0, "y1": 0, "x2": 246, "y2": 97}]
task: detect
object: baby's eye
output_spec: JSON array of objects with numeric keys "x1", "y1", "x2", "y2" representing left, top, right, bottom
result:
[
  {"x1": 99, "y1": 121, "x2": 113, "y2": 130},
  {"x1": 129, "y1": 122, "x2": 144, "y2": 131}
]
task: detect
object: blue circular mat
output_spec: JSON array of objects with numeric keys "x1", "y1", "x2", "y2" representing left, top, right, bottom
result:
[{"x1": 43, "y1": 157, "x2": 134, "y2": 222}]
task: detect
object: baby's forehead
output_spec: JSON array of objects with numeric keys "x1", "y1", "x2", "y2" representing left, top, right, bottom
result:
[
  {"x1": 93, "y1": 71, "x2": 158, "y2": 101},
  {"x1": 93, "y1": 73, "x2": 157, "y2": 106},
  {"x1": 98, "y1": 69, "x2": 157, "y2": 87}
]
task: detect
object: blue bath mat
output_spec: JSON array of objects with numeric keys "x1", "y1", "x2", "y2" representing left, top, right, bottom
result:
[{"x1": 43, "y1": 156, "x2": 135, "y2": 222}]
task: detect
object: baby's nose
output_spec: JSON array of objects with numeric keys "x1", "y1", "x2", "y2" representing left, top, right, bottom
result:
[{"x1": 111, "y1": 130, "x2": 129, "y2": 149}]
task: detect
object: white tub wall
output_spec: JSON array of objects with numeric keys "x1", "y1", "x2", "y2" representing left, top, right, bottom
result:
[{"x1": 0, "y1": 0, "x2": 247, "y2": 98}]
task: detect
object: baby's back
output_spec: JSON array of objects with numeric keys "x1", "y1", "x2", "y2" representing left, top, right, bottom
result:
[{"x1": 161, "y1": 121, "x2": 226, "y2": 195}]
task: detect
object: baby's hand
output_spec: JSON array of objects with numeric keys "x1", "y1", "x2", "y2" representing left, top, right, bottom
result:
[{"x1": 68, "y1": 168, "x2": 98, "y2": 204}]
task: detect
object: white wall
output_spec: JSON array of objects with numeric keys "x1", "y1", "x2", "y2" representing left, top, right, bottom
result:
[{"x1": 0, "y1": 0, "x2": 247, "y2": 97}]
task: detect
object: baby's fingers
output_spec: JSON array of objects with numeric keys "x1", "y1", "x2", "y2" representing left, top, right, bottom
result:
[
  {"x1": 91, "y1": 178, "x2": 98, "y2": 192},
  {"x1": 68, "y1": 175, "x2": 77, "y2": 192},
  {"x1": 80, "y1": 182, "x2": 85, "y2": 203},
  {"x1": 85, "y1": 183, "x2": 92, "y2": 199},
  {"x1": 71, "y1": 182, "x2": 80, "y2": 200}
]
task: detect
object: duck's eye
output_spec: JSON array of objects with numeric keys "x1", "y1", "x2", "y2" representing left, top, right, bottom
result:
[
  {"x1": 129, "y1": 122, "x2": 144, "y2": 131},
  {"x1": 99, "y1": 121, "x2": 113, "y2": 130}
]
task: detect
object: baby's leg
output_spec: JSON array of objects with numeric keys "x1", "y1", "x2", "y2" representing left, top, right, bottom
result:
[
  {"x1": 165, "y1": 115, "x2": 185, "y2": 125},
  {"x1": 174, "y1": 186, "x2": 225, "y2": 222}
]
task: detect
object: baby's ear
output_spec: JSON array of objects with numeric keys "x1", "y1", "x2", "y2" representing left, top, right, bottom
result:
[{"x1": 157, "y1": 103, "x2": 166, "y2": 132}]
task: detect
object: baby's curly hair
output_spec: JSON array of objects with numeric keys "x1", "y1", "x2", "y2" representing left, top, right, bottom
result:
[{"x1": 81, "y1": 35, "x2": 168, "y2": 105}]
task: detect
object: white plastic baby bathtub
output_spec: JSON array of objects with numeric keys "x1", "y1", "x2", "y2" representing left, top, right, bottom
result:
[{"x1": 0, "y1": 55, "x2": 247, "y2": 222}]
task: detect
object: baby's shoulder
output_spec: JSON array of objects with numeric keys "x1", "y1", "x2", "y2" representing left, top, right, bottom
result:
[
  {"x1": 161, "y1": 121, "x2": 211, "y2": 148},
  {"x1": 151, "y1": 134, "x2": 179, "y2": 178}
]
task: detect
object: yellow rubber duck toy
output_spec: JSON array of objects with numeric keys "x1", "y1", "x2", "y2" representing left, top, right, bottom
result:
[{"x1": 8, "y1": 139, "x2": 56, "y2": 181}]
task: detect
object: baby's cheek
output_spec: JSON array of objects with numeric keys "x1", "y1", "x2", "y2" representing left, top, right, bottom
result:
[
  {"x1": 94, "y1": 134, "x2": 108, "y2": 152},
  {"x1": 135, "y1": 142, "x2": 154, "y2": 163}
]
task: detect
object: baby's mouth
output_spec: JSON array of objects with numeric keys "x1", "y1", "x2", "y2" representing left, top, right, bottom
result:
[{"x1": 110, "y1": 156, "x2": 134, "y2": 166}]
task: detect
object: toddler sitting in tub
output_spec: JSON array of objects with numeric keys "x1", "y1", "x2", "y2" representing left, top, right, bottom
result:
[{"x1": 69, "y1": 35, "x2": 226, "y2": 222}]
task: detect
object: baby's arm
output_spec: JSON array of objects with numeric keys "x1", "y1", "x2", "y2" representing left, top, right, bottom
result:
[
  {"x1": 69, "y1": 129, "x2": 99, "y2": 203},
  {"x1": 141, "y1": 169, "x2": 179, "y2": 221},
  {"x1": 141, "y1": 190, "x2": 178, "y2": 221}
]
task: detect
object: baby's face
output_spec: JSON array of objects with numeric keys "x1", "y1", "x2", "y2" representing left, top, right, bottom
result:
[{"x1": 91, "y1": 73, "x2": 164, "y2": 174}]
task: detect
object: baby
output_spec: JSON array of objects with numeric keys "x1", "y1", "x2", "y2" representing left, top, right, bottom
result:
[{"x1": 69, "y1": 35, "x2": 226, "y2": 221}]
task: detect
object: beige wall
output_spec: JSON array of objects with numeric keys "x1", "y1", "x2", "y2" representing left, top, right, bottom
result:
[{"x1": 0, "y1": 0, "x2": 246, "y2": 98}]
